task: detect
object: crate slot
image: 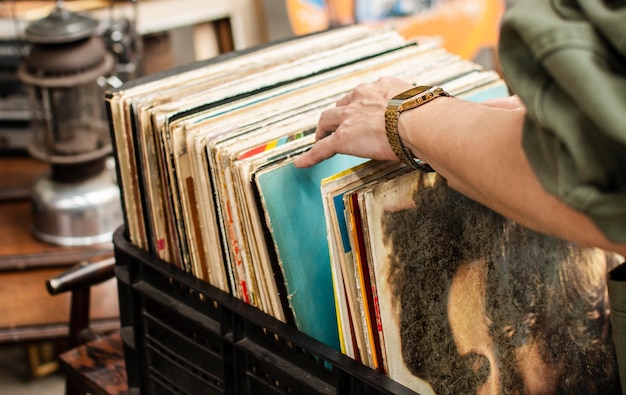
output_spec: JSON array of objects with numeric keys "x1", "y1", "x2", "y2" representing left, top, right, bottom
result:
[
  {"x1": 143, "y1": 311, "x2": 225, "y2": 375},
  {"x1": 147, "y1": 343, "x2": 224, "y2": 395},
  {"x1": 236, "y1": 337, "x2": 335, "y2": 395},
  {"x1": 134, "y1": 281, "x2": 223, "y2": 334}
]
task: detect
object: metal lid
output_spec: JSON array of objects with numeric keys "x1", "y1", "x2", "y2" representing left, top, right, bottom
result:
[{"x1": 24, "y1": 5, "x2": 98, "y2": 44}]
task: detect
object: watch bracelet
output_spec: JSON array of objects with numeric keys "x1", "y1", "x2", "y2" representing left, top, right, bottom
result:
[
  {"x1": 385, "y1": 104, "x2": 435, "y2": 172},
  {"x1": 385, "y1": 86, "x2": 449, "y2": 172}
]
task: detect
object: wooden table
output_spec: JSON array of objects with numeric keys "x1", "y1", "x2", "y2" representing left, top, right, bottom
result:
[{"x1": 0, "y1": 156, "x2": 120, "y2": 376}]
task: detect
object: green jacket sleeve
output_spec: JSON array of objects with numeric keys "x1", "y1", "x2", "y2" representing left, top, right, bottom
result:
[{"x1": 498, "y1": 0, "x2": 626, "y2": 243}]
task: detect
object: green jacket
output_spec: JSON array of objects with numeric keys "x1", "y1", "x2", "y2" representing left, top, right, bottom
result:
[{"x1": 498, "y1": 0, "x2": 626, "y2": 243}]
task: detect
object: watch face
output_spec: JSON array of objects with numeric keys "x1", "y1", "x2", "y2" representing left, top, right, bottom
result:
[{"x1": 393, "y1": 85, "x2": 431, "y2": 101}]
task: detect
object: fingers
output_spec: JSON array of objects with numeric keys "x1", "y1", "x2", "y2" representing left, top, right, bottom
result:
[
  {"x1": 295, "y1": 106, "x2": 343, "y2": 168},
  {"x1": 315, "y1": 106, "x2": 344, "y2": 141},
  {"x1": 336, "y1": 92, "x2": 351, "y2": 107},
  {"x1": 337, "y1": 77, "x2": 410, "y2": 108},
  {"x1": 296, "y1": 78, "x2": 411, "y2": 168},
  {"x1": 336, "y1": 79, "x2": 383, "y2": 107},
  {"x1": 294, "y1": 135, "x2": 337, "y2": 168},
  {"x1": 335, "y1": 85, "x2": 365, "y2": 107}
]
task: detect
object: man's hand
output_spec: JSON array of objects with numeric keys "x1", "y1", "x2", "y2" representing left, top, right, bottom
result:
[{"x1": 294, "y1": 77, "x2": 413, "y2": 168}]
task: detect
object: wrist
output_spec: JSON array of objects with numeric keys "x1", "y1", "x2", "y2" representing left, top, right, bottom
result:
[
  {"x1": 397, "y1": 96, "x2": 452, "y2": 166},
  {"x1": 384, "y1": 85, "x2": 450, "y2": 172},
  {"x1": 397, "y1": 110, "x2": 427, "y2": 163}
]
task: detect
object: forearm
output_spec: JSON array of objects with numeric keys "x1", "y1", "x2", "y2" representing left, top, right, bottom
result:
[{"x1": 400, "y1": 96, "x2": 626, "y2": 256}]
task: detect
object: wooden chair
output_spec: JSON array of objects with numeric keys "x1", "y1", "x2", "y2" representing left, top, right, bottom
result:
[{"x1": 46, "y1": 257, "x2": 128, "y2": 395}]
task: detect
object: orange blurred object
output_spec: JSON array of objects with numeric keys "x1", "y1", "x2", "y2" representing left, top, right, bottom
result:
[{"x1": 286, "y1": 0, "x2": 505, "y2": 61}]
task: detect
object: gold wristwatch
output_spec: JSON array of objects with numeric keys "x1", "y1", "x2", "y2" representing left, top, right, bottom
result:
[{"x1": 385, "y1": 85, "x2": 450, "y2": 172}]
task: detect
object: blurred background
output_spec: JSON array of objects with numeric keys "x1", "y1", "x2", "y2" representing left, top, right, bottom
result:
[{"x1": 0, "y1": 1, "x2": 507, "y2": 393}]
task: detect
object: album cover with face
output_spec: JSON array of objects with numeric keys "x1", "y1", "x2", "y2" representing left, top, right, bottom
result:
[{"x1": 361, "y1": 171, "x2": 621, "y2": 395}]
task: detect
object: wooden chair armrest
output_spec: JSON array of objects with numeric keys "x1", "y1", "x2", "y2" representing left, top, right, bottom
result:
[{"x1": 46, "y1": 257, "x2": 116, "y2": 296}]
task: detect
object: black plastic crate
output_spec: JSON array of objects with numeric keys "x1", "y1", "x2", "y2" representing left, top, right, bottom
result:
[{"x1": 113, "y1": 227, "x2": 420, "y2": 395}]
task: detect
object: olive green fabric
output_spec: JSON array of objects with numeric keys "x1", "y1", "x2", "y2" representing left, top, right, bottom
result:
[{"x1": 498, "y1": 0, "x2": 626, "y2": 243}]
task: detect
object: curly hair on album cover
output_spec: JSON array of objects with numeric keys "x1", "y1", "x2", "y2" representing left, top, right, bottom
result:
[{"x1": 383, "y1": 173, "x2": 620, "y2": 395}]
